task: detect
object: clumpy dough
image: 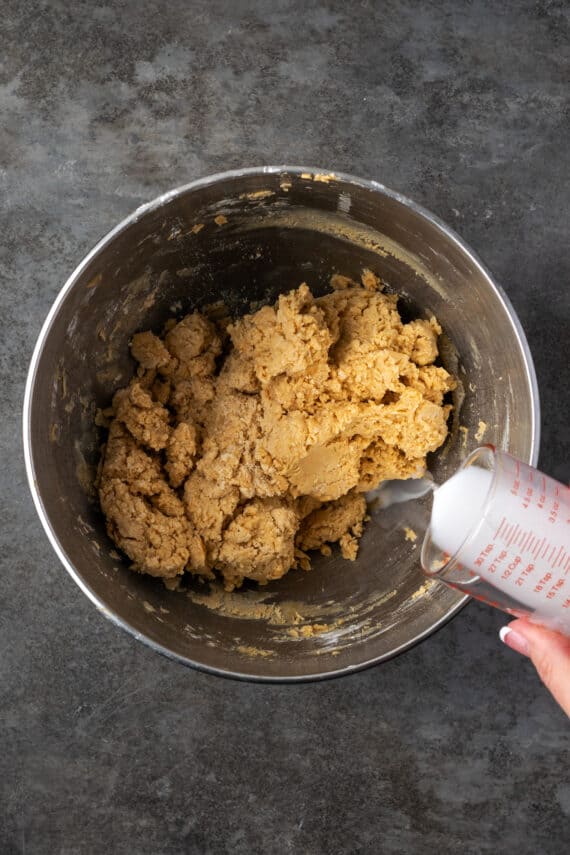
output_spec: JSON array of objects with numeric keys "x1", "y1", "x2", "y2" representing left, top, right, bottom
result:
[{"x1": 98, "y1": 272, "x2": 455, "y2": 590}]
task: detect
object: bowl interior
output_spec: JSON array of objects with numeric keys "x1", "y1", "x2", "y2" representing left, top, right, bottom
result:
[{"x1": 25, "y1": 168, "x2": 538, "y2": 679}]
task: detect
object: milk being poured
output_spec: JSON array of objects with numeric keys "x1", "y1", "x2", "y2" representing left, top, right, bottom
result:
[{"x1": 422, "y1": 447, "x2": 570, "y2": 634}]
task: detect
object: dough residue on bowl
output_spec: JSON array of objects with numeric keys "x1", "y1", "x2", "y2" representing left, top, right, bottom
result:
[{"x1": 98, "y1": 270, "x2": 455, "y2": 590}]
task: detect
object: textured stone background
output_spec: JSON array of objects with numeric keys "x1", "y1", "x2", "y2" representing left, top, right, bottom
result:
[{"x1": 1, "y1": 1, "x2": 569, "y2": 853}]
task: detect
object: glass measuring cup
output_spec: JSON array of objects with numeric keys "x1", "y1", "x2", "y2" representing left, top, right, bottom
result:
[{"x1": 421, "y1": 446, "x2": 570, "y2": 634}]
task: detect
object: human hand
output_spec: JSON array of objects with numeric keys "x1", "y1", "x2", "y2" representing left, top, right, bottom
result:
[{"x1": 500, "y1": 619, "x2": 570, "y2": 717}]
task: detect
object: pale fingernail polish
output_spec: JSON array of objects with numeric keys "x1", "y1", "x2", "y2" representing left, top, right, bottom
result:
[{"x1": 499, "y1": 625, "x2": 530, "y2": 657}]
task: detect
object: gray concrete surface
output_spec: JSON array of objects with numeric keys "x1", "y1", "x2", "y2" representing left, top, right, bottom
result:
[{"x1": 2, "y1": 0, "x2": 569, "y2": 852}]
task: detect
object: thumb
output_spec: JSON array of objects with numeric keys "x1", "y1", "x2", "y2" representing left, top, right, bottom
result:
[{"x1": 500, "y1": 618, "x2": 570, "y2": 717}]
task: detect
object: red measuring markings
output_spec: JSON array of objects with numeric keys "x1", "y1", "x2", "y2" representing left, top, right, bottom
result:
[
  {"x1": 488, "y1": 506, "x2": 567, "y2": 580},
  {"x1": 514, "y1": 563, "x2": 535, "y2": 587},
  {"x1": 507, "y1": 524, "x2": 520, "y2": 547},
  {"x1": 546, "y1": 578, "x2": 566, "y2": 600},
  {"x1": 490, "y1": 522, "x2": 564, "y2": 564},
  {"x1": 537, "y1": 475, "x2": 547, "y2": 510},
  {"x1": 501, "y1": 555, "x2": 522, "y2": 581},
  {"x1": 474, "y1": 543, "x2": 494, "y2": 567},
  {"x1": 493, "y1": 517, "x2": 507, "y2": 540},
  {"x1": 534, "y1": 571, "x2": 553, "y2": 593},
  {"x1": 485, "y1": 549, "x2": 508, "y2": 574},
  {"x1": 548, "y1": 500, "x2": 560, "y2": 524}
]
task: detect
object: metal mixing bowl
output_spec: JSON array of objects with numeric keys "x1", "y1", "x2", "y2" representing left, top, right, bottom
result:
[{"x1": 23, "y1": 167, "x2": 540, "y2": 681}]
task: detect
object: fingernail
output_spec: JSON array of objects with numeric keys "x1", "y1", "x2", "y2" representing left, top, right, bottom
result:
[{"x1": 499, "y1": 625, "x2": 530, "y2": 657}]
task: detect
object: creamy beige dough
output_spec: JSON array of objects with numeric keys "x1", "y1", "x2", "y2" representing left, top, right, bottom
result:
[{"x1": 98, "y1": 272, "x2": 455, "y2": 590}]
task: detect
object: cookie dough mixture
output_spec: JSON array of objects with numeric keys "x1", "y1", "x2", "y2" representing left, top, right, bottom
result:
[{"x1": 98, "y1": 272, "x2": 455, "y2": 590}]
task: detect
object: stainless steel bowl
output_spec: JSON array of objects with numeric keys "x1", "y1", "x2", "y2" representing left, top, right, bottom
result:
[{"x1": 23, "y1": 167, "x2": 540, "y2": 681}]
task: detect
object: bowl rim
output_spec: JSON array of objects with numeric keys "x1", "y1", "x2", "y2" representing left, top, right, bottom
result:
[{"x1": 22, "y1": 165, "x2": 541, "y2": 682}]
